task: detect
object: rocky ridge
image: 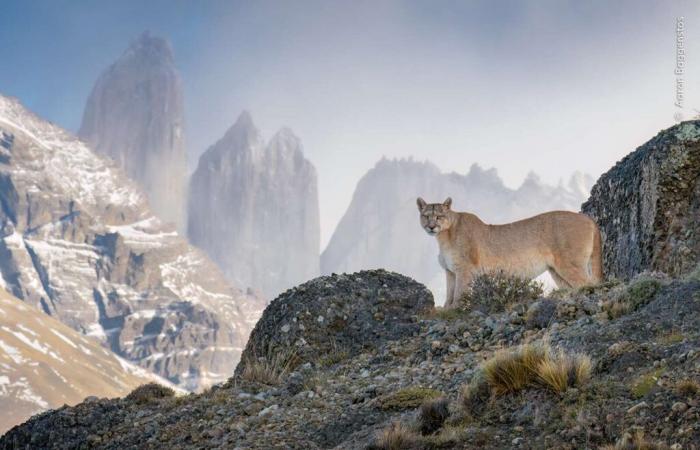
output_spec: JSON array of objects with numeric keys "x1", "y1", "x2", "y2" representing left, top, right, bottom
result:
[
  {"x1": 0, "y1": 94, "x2": 261, "y2": 390},
  {"x1": 2, "y1": 269, "x2": 699, "y2": 449}
]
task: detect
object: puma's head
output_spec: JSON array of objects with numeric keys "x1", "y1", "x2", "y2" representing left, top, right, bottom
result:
[{"x1": 417, "y1": 197, "x2": 453, "y2": 236}]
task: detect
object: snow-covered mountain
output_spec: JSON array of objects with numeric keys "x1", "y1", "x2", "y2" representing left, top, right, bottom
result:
[
  {"x1": 0, "y1": 93, "x2": 262, "y2": 390},
  {"x1": 0, "y1": 288, "x2": 176, "y2": 434},
  {"x1": 188, "y1": 112, "x2": 320, "y2": 299},
  {"x1": 321, "y1": 158, "x2": 594, "y2": 303},
  {"x1": 79, "y1": 32, "x2": 187, "y2": 231}
]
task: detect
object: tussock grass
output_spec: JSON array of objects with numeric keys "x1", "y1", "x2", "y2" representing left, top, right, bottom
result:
[
  {"x1": 600, "y1": 431, "x2": 670, "y2": 450},
  {"x1": 371, "y1": 422, "x2": 421, "y2": 450},
  {"x1": 676, "y1": 379, "x2": 700, "y2": 396},
  {"x1": 239, "y1": 348, "x2": 298, "y2": 385},
  {"x1": 481, "y1": 343, "x2": 591, "y2": 395}
]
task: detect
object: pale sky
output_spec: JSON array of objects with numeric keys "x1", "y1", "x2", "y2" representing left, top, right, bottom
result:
[{"x1": 1, "y1": 1, "x2": 698, "y2": 247}]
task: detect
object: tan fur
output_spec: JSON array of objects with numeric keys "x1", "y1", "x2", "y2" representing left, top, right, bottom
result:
[{"x1": 417, "y1": 197, "x2": 604, "y2": 308}]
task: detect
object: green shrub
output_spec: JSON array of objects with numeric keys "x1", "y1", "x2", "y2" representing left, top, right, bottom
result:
[
  {"x1": 459, "y1": 270, "x2": 543, "y2": 313},
  {"x1": 379, "y1": 386, "x2": 443, "y2": 411},
  {"x1": 603, "y1": 278, "x2": 662, "y2": 319}
]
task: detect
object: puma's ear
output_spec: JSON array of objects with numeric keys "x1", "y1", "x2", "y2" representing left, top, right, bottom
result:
[
  {"x1": 443, "y1": 197, "x2": 452, "y2": 209},
  {"x1": 416, "y1": 197, "x2": 427, "y2": 210}
]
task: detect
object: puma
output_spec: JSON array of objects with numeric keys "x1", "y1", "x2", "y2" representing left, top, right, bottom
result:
[{"x1": 417, "y1": 197, "x2": 603, "y2": 308}]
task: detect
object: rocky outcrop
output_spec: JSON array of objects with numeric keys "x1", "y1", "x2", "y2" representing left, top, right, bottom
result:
[
  {"x1": 322, "y1": 158, "x2": 593, "y2": 301},
  {"x1": 0, "y1": 94, "x2": 262, "y2": 390},
  {"x1": 79, "y1": 32, "x2": 187, "y2": 231},
  {"x1": 3, "y1": 273, "x2": 700, "y2": 449},
  {"x1": 236, "y1": 270, "x2": 434, "y2": 374},
  {"x1": 0, "y1": 289, "x2": 176, "y2": 434},
  {"x1": 582, "y1": 121, "x2": 700, "y2": 279},
  {"x1": 188, "y1": 112, "x2": 320, "y2": 299}
]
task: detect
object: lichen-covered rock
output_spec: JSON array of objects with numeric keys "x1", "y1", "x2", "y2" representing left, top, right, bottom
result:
[
  {"x1": 582, "y1": 120, "x2": 700, "y2": 279},
  {"x1": 235, "y1": 270, "x2": 434, "y2": 375}
]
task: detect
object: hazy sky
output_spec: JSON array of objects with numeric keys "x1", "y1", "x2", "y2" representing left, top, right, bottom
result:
[{"x1": 1, "y1": 1, "x2": 698, "y2": 246}]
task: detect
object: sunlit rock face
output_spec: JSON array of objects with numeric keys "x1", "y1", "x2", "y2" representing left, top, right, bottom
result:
[
  {"x1": 79, "y1": 32, "x2": 187, "y2": 231},
  {"x1": 188, "y1": 112, "x2": 320, "y2": 300},
  {"x1": 0, "y1": 94, "x2": 261, "y2": 391},
  {"x1": 321, "y1": 158, "x2": 593, "y2": 303}
]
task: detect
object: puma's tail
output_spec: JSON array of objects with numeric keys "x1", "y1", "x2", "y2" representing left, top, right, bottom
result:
[{"x1": 590, "y1": 225, "x2": 604, "y2": 282}]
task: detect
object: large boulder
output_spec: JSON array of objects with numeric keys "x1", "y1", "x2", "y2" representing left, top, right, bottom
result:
[
  {"x1": 582, "y1": 120, "x2": 700, "y2": 280},
  {"x1": 235, "y1": 270, "x2": 434, "y2": 374}
]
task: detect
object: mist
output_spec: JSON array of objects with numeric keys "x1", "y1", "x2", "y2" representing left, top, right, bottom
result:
[{"x1": 1, "y1": 0, "x2": 698, "y2": 246}]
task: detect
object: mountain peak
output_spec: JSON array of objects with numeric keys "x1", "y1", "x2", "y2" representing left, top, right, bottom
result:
[{"x1": 122, "y1": 31, "x2": 174, "y2": 65}]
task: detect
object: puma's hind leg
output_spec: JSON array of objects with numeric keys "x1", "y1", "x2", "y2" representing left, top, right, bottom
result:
[
  {"x1": 548, "y1": 269, "x2": 571, "y2": 289},
  {"x1": 550, "y1": 262, "x2": 589, "y2": 289}
]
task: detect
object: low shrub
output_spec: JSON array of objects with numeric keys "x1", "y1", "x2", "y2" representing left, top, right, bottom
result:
[
  {"x1": 379, "y1": 386, "x2": 443, "y2": 411},
  {"x1": 459, "y1": 375, "x2": 491, "y2": 417},
  {"x1": 418, "y1": 397, "x2": 450, "y2": 435},
  {"x1": 630, "y1": 367, "x2": 665, "y2": 399},
  {"x1": 602, "y1": 277, "x2": 663, "y2": 319},
  {"x1": 459, "y1": 270, "x2": 543, "y2": 313},
  {"x1": 370, "y1": 422, "x2": 421, "y2": 450},
  {"x1": 126, "y1": 383, "x2": 175, "y2": 404}
]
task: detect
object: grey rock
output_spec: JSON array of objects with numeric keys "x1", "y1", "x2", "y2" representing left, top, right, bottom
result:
[
  {"x1": 188, "y1": 112, "x2": 320, "y2": 299},
  {"x1": 235, "y1": 270, "x2": 433, "y2": 375},
  {"x1": 526, "y1": 298, "x2": 557, "y2": 329},
  {"x1": 582, "y1": 120, "x2": 700, "y2": 279},
  {"x1": 79, "y1": 32, "x2": 187, "y2": 231}
]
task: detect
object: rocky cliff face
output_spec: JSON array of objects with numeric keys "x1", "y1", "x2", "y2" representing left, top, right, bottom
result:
[
  {"x1": 0, "y1": 289, "x2": 176, "y2": 434},
  {"x1": 321, "y1": 158, "x2": 593, "y2": 301},
  {"x1": 0, "y1": 94, "x2": 261, "y2": 390},
  {"x1": 79, "y1": 32, "x2": 187, "y2": 231},
  {"x1": 582, "y1": 121, "x2": 700, "y2": 280},
  {"x1": 188, "y1": 112, "x2": 320, "y2": 299}
]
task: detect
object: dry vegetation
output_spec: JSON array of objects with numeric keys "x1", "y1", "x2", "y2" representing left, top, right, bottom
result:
[
  {"x1": 481, "y1": 343, "x2": 591, "y2": 395},
  {"x1": 239, "y1": 348, "x2": 299, "y2": 385},
  {"x1": 600, "y1": 431, "x2": 670, "y2": 450},
  {"x1": 371, "y1": 422, "x2": 421, "y2": 450}
]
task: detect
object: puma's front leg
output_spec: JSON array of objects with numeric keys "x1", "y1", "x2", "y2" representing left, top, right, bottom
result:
[
  {"x1": 452, "y1": 269, "x2": 475, "y2": 308},
  {"x1": 445, "y1": 270, "x2": 455, "y2": 308}
]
